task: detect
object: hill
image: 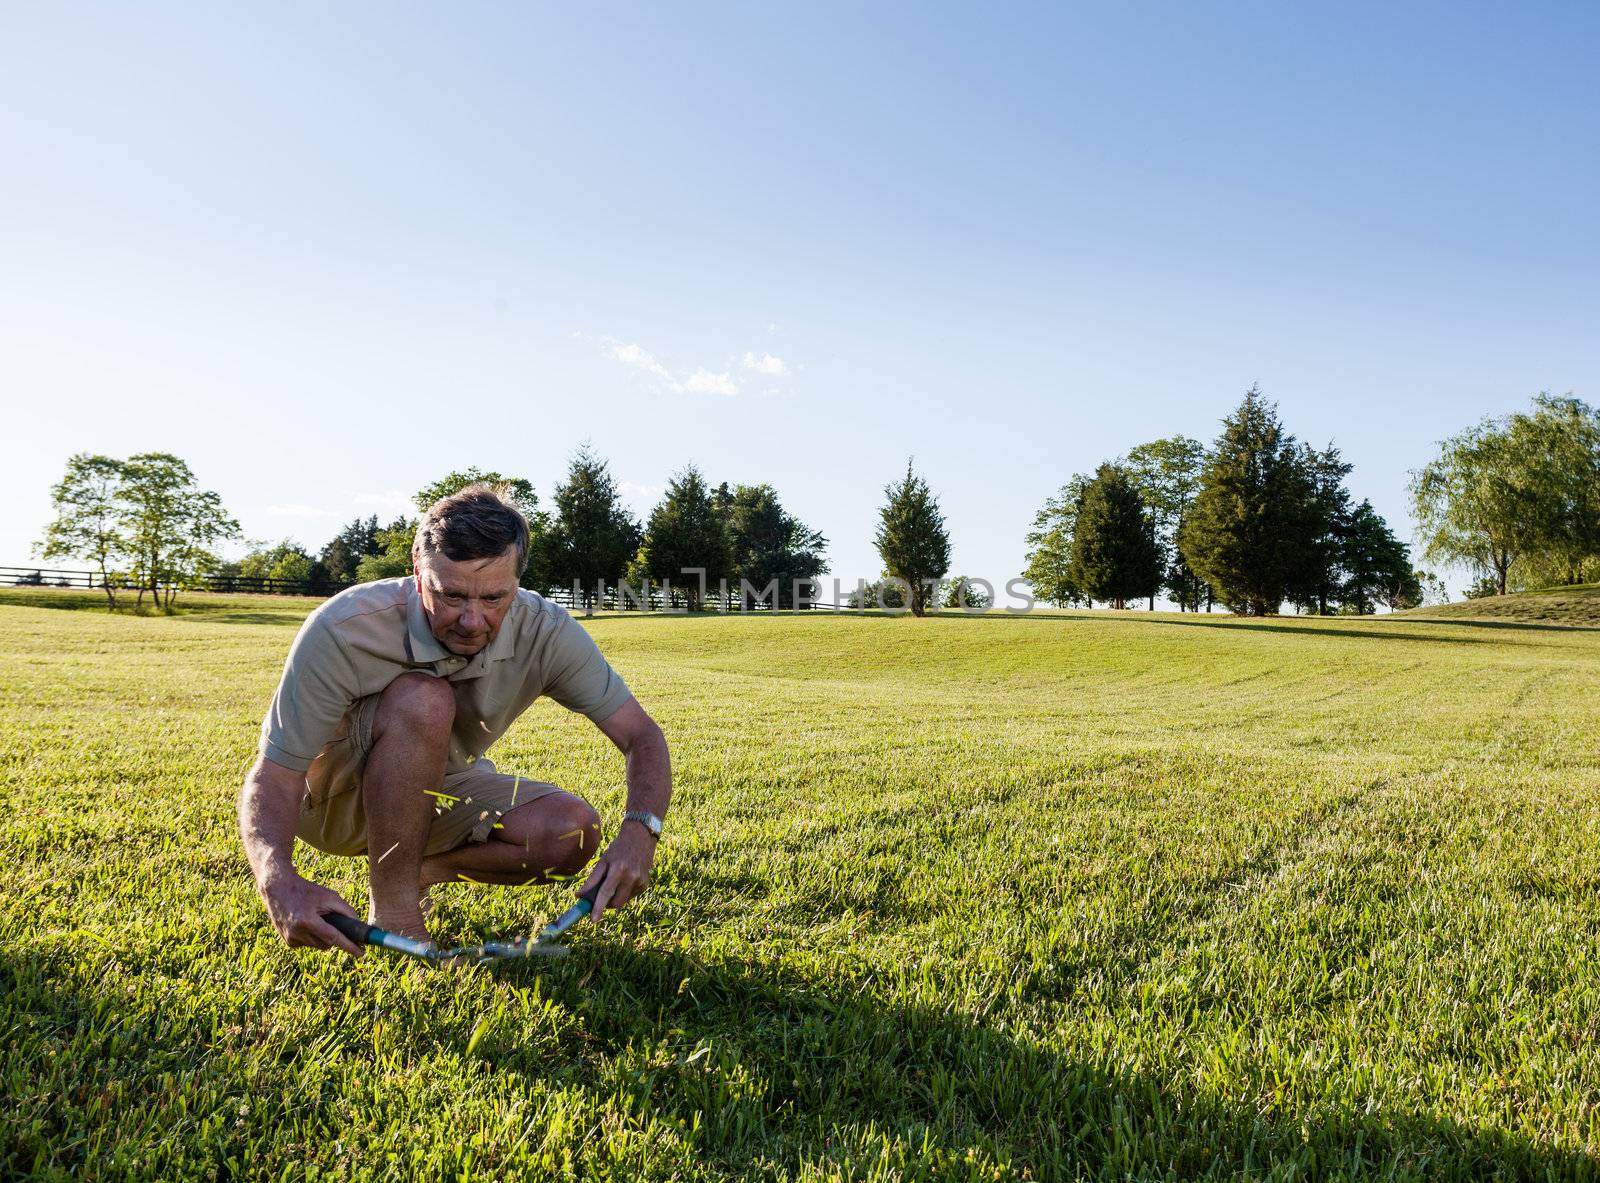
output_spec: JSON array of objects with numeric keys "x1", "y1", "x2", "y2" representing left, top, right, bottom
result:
[{"x1": 1397, "y1": 582, "x2": 1600, "y2": 627}]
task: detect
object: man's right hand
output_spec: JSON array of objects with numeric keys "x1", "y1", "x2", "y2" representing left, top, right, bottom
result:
[{"x1": 258, "y1": 872, "x2": 366, "y2": 957}]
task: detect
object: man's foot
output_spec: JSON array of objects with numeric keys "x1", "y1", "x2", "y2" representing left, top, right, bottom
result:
[{"x1": 368, "y1": 900, "x2": 432, "y2": 945}]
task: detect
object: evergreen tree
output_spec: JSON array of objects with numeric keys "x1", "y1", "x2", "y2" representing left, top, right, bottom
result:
[
  {"x1": 715, "y1": 483, "x2": 829, "y2": 608},
  {"x1": 1289, "y1": 443, "x2": 1354, "y2": 615},
  {"x1": 1069, "y1": 464, "x2": 1163, "y2": 610},
  {"x1": 538, "y1": 446, "x2": 641, "y2": 609},
  {"x1": 319, "y1": 516, "x2": 381, "y2": 585},
  {"x1": 631, "y1": 465, "x2": 734, "y2": 610},
  {"x1": 1178, "y1": 386, "x2": 1319, "y2": 616},
  {"x1": 873, "y1": 460, "x2": 952, "y2": 617},
  {"x1": 1339, "y1": 500, "x2": 1414, "y2": 615},
  {"x1": 1022, "y1": 476, "x2": 1090, "y2": 608}
]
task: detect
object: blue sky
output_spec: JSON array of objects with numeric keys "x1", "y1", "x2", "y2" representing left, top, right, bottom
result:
[{"x1": 3, "y1": 2, "x2": 1596, "y2": 600}]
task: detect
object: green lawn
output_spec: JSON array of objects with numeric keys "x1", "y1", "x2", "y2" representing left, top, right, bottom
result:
[{"x1": 3, "y1": 591, "x2": 1598, "y2": 1180}]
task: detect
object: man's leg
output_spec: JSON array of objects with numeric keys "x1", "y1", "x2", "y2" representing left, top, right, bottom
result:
[
  {"x1": 420, "y1": 791, "x2": 601, "y2": 887},
  {"x1": 363, "y1": 672, "x2": 454, "y2": 939}
]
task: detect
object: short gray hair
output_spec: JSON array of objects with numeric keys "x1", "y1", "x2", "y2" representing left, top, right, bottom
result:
[{"x1": 413, "y1": 485, "x2": 529, "y2": 574}]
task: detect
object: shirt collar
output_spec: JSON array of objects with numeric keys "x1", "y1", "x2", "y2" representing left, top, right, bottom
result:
[{"x1": 404, "y1": 577, "x2": 451, "y2": 665}]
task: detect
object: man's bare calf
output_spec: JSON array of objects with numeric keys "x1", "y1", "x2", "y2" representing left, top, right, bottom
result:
[
  {"x1": 363, "y1": 672, "x2": 454, "y2": 939},
  {"x1": 362, "y1": 672, "x2": 603, "y2": 940}
]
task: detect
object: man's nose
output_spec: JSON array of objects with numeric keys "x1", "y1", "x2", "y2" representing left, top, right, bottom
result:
[{"x1": 459, "y1": 604, "x2": 485, "y2": 632}]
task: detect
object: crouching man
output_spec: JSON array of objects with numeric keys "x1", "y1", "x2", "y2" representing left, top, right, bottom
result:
[{"x1": 238, "y1": 485, "x2": 670, "y2": 955}]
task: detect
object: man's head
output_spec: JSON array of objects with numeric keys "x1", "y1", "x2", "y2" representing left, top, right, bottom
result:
[{"x1": 412, "y1": 485, "x2": 529, "y2": 656}]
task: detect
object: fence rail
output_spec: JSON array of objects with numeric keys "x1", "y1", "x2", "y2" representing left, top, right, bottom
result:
[{"x1": 0, "y1": 565, "x2": 849, "y2": 611}]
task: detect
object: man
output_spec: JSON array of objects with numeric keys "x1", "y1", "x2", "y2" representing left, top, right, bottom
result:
[{"x1": 239, "y1": 485, "x2": 670, "y2": 956}]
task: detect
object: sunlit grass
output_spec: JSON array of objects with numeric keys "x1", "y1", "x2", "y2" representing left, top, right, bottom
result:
[{"x1": 3, "y1": 594, "x2": 1598, "y2": 1179}]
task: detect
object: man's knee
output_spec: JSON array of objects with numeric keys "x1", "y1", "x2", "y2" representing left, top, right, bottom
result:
[
  {"x1": 544, "y1": 794, "x2": 603, "y2": 876},
  {"x1": 373, "y1": 673, "x2": 455, "y2": 742}
]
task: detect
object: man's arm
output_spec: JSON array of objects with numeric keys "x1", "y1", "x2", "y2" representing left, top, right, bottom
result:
[
  {"x1": 578, "y1": 696, "x2": 672, "y2": 924},
  {"x1": 238, "y1": 755, "x2": 365, "y2": 956}
]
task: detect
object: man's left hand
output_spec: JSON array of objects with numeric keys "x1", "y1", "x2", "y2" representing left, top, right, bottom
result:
[{"x1": 580, "y1": 821, "x2": 657, "y2": 925}]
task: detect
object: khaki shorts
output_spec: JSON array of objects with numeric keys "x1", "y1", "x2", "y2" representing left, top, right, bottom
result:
[{"x1": 296, "y1": 692, "x2": 560, "y2": 858}]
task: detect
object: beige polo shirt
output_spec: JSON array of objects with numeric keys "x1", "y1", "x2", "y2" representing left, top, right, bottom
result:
[{"x1": 259, "y1": 577, "x2": 632, "y2": 775}]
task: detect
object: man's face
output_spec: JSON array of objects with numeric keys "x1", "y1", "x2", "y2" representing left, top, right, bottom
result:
[{"x1": 413, "y1": 547, "x2": 521, "y2": 657}]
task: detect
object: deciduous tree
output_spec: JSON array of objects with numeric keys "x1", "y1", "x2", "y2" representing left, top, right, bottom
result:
[{"x1": 38, "y1": 453, "x2": 127, "y2": 610}]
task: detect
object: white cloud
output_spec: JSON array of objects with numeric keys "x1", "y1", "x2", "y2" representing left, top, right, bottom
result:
[
  {"x1": 353, "y1": 490, "x2": 414, "y2": 513},
  {"x1": 266, "y1": 503, "x2": 336, "y2": 518},
  {"x1": 680, "y1": 368, "x2": 739, "y2": 396},
  {"x1": 605, "y1": 340, "x2": 675, "y2": 384},
  {"x1": 598, "y1": 336, "x2": 744, "y2": 396},
  {"x1": 740, "y1": 351, "x2": 787, "y2": 376}
]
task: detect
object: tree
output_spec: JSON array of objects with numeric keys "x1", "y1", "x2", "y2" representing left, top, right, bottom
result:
[
  {"x1": 873, "y1": 460, "x2": 952, "y2": 617},
  {"x1": 536, "y1": 446, "x2": 642, "y2": 609},
  {"x1": 1069, "y1": 464, "x2": 1163, "y2": 610},
  {"x1": 1287, "y1": 443, "x2": 1355, "y2": 616},
  {"x1": 1409, "y1": 414, "x2": 1544, "y2": 596},
  {"x1": 117, "y1": 453, "x2": 240, "y2": 608},
  {"x1": 414, "y1": 468, "x2": 539, "y2": 518},
  {"x1": 942, "y1": 575, "x2": 992, "y2": 610},
  {"x1": 1022, "y1": 476, "x2": 1090, "y2": 608},
  {"x1": 319, "y1": 516, "x2": 381, "y2": 585},
  {"x1": 38, "y1": 454, "x2": 128, "y2": 610},
  {"x1": 238, "y1": 540, "x2": 317, "y2": 589},
  {"x1": 1509, "y1": 394, "x2": 1600, "y2": 587},
  {"x1": 355, "y1": 516, "x2": 417, "y2": 583},
  {"x1": 1339, "y1": 500, "x2": 1413, "y2": 615},
  {"x1": 631, "y1": 466, "x2": 734, "y2": 610},
  {"x1": 715, "y1": 482, "x2": 829, "y2": 608},
  {"x1": 1124, "y1": 436, "x2": 1208, "y2": 610},
  {"x1": 1178, "y1": 386, "x2": 1320, "y2": 616},
  {"x1": 414, "y1": 468, "x2": 550, "y2": 589}
]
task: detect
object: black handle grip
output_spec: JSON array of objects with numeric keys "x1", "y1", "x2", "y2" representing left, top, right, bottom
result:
[{"x1": 323, "y1": 912, "x2": 376, "y2": 945}]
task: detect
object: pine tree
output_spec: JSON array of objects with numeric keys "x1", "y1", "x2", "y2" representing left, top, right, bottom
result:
[
  {"x1": 1289, "y1": 443, "x2": 1354, "y2": 615},
  {"x1": 1069, "y1": 464, "x2": 1163, "y2": 609},
  {"x1": 538, "y1": 446, "x2": 641, "y2": 608},
  {"x1": 1178, "y1": 386, "x2": 1319, "y2": 616},
  {"x1": 632, "y1": 465, "x2": 734, "y2": 610},
  {"x1": 873, "y1": 460, "x2": 951, "y2": 617},
  {"x1": 717, "y1": 483, "x2": 828, "y2": 608},
  {"x1": 1340, "y1": 500, "x2": 1413, "y2": 615}
]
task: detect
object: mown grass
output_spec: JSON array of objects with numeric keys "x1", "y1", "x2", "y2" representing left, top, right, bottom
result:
[{"x1": 2, "y1": 591, "x2": 1598, "y2": 1180}]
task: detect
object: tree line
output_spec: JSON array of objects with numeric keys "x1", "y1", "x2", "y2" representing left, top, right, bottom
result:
[
  {"x1": 38, "y1": 446, "x2": 831, "y2": 611},
  {"x1": 35, "y1": 387, "x2": 1596, "y2": 614},
  {"x1": 1022, "y1": 386, "x2": 1429, "y2": 616}
]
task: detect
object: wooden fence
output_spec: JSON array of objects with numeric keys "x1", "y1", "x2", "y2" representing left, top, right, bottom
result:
[{"x1": 0, "y1": 565, "x2": 847, "y2": 611}]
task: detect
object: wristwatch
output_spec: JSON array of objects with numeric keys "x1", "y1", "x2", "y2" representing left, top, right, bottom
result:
[{"x1": 623, "y1": 810, "x2": 664, "y2": 840}]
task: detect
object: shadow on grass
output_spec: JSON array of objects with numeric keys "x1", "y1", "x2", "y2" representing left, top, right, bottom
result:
[
  {"x1": 485, "y1": 942, "x2": 1591, "y2": 1181},
  {"x1": 4, "y1": 941, "x2": 1591, "y2": 1182},
  {"x1": 935, "y1": 610, "x2": 1497, "y2": 646},
  {"x1": 1389, "y1": 615, "x2": 1600, "y2": 635}
]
